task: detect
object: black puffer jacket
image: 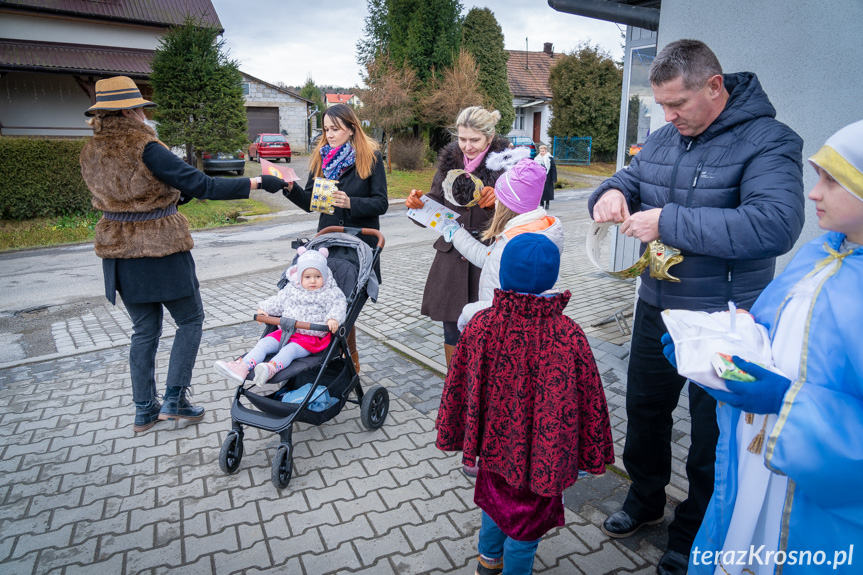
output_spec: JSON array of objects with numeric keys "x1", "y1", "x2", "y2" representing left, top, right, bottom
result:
[{"x1": 589, "y1": 72, "x2": 805, "y2": 311}]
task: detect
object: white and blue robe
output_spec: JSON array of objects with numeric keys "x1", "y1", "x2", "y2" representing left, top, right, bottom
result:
[{"x1": 691, "y1": 232, "x2": 863, "y2": 574}]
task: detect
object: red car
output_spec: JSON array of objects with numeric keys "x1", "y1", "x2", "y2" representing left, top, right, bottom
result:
[{"x1": 248, "y1": 133, "x2": 291, "y2": 162}]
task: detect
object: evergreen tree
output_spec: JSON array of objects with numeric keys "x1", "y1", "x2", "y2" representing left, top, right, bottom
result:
[
  {"x1": 150, "y1": 17, "x2": 247, "y2": 169},
  {"x1": 357, "y1": 0, "x2": 463, "y2": 85},
  {"x1": 548, "y1": 43, "x2": 623, "y2": 158},
  {"x1": 461, "y1": 7, "x2": 514, "y2": 134},
  {"x1": 299, "y1": 75, "x2": 325, "y2": 127}
]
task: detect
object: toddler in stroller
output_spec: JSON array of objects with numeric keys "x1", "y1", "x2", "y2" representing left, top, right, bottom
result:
[
  {"x1": 214, "y1": 246, "x2": 347, "y2": 387},
  {"x1": 217, "y1": 227, "x2": 390, "y2": 490}
]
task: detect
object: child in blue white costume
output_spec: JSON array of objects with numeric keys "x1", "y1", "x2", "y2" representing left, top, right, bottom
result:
[{"x1": 684, "y1": 119, "x2": 863, "y2": 574}]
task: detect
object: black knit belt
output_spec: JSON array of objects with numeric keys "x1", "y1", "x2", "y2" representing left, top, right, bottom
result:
[{"x1": 102, "y1": 205, "x2": 178, "y2": 222}]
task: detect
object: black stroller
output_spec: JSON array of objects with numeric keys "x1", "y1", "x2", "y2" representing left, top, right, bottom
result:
[{"x1": 218, "y1": 226, "x2": 389, "y2": 490}]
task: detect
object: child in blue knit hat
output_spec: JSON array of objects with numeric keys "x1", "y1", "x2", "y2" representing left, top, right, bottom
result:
[{"x1": 436, "y1": 233, "x2": 615, "y2": 574}]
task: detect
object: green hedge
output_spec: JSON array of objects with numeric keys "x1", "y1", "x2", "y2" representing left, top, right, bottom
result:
[{"x1": 0, "y1": 137, "x2": 93, "y2": 220}]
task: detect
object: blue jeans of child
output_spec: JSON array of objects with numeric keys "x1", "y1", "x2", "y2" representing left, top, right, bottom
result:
[
  {"x1": 478, "y1": 511, "x2": 541, "y2": 574},
  {"x1": 123, "y1": 291, "x2": 204, "y2": 405}
]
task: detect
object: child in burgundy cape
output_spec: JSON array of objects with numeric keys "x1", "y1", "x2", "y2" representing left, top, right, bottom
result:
[{"x1": 436, "y1": 233, "x2": 615, "y2": 574}]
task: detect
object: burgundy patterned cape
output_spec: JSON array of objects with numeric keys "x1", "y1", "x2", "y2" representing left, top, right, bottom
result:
[{"x1": 436, "y1": 290, "x2": 615, "y2": 497}]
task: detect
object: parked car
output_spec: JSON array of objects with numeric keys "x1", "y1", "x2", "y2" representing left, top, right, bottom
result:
[
  {"x1": 249, "y1": 133, "x2": 291, "y2": 162},
  {"x1": 202, "y1": 150, "x2": 245, "y2": 175},
  {"x1": 508, "y1": 136, "x2": 537, "y2": 159}
]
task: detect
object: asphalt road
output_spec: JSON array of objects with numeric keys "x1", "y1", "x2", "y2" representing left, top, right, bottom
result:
[{"x1": 0, "y1": 167, "x2": 592, "y2": 359}]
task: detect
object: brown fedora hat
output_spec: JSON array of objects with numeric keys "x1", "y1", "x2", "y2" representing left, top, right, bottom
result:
[{"x1": 85, "y1": 76, "x2": 156, "y2": 116}]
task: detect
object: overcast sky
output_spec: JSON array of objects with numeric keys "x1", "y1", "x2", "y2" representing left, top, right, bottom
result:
[{"x1": 208, "y1": 0, "x2": 624, "y2": 89}]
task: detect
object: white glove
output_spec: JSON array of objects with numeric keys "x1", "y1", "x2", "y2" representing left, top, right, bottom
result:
[{"x1": 440, "y1": 221, "x2": 460, "y2": 243}]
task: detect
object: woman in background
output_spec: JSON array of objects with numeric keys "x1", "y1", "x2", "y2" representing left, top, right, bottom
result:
[{"x1": 534, "y1": 144, "x2": 557, "y2": 210}]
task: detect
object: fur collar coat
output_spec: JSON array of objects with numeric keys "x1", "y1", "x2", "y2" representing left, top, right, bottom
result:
[
  {"x1": 80, "y1": 115, "x2": 193, "y2": 259},
  {"x1": 420, "y1": 135, "x2": 511, "y2": 322}
]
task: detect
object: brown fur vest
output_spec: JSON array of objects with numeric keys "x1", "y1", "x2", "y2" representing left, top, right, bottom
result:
[{"x1": 80, "y1": 116, "x2": 193, "y2": 259}]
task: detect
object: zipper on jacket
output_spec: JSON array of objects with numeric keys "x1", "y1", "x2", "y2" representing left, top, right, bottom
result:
[
  {"x1": 657, "y1": 139, "x2": 693, "y2": 308},
  {"x1": 725, "y1": 261, "x2": 734, "y2": 302},
  {"x1": 668, "y1": 140, "x2": 693, "y2": 205},
  {"x1": 686, "y1": 161, "x2": 705, "y2": 208}
]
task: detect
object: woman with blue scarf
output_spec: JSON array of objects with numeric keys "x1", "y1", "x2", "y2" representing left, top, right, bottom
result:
[{"x1": 283, "y1": 103, "x2": 387, "y2": 370}]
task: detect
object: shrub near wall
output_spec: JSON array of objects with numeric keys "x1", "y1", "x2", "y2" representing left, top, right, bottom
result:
[{"x1": 0, "y1": 137, "x2": 92, "y2": 220}]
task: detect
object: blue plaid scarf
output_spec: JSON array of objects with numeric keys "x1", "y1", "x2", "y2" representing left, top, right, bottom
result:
[{"x1": 320, "y1": 143, "x2": 356, "y2": 180}]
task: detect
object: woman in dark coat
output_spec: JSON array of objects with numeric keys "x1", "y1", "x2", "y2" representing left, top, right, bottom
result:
[
  {"x1": 79, "y1": 76, "x2": 286, "y2": 433},
  {"x1": 535, "y1": 144, "x2": 557, "y2": 210},
  {"x1": 283, "y1": 103, "x2": 388, "y2": 370},
  {"x1": 404, "y1": 106, "x2": 509, "y2": 369}
]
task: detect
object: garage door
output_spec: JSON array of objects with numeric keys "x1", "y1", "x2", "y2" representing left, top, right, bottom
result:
[{"x1": 246, "y1": 107, "x2": 279, "y2": 141}]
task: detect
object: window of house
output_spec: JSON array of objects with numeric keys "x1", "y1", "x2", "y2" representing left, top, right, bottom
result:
[
  {"x1": 623, "y1": 46, "x2": 655, "y2": 166},
  {"x1": 513, "y1": 108, "x2": 524, "y2": 131},
  {"x1": 242, "y1": 82, "x2": 250, "y2": 96}
]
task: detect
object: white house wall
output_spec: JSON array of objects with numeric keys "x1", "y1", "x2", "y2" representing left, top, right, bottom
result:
[
  {"x1": 509, "y1": 99, "x2": 551, "y2": 145},
  {"x1": 656, "y1": 0, "x2": 863, "y2": 268},
  {"x1": 245, "y1": 81, "x2": 308, "y2": 151},
  {"x1": 0, "y1": 72, "x2": 92, "y2": 136},
  {"x1": 0, "y1": 12, "x2": 162, "y2": 50}
]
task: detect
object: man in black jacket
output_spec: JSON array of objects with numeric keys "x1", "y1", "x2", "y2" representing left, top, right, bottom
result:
[{"x1": 588, "y1": 40, "x2": 804, "y2": 575}]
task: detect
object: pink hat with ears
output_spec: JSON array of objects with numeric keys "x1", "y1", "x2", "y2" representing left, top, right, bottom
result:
[
  {"x1": 494, "y1": 158, "x2": 547, "y2": 214},
  {"x1": 287, "y1": 246, "x2": 330, "y2": 284}
]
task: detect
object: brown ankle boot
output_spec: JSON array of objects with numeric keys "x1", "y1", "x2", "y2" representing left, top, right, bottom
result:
[
  {"x1": 444, "y1": 344, "x2": 455, "y2": 369},
  {"x1": 348, "y1": 327, "x2": 360, "y2": 372}
]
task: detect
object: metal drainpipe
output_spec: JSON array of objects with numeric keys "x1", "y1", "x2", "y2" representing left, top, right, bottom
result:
[{"x1": 547, "y1": 0, "x2": 660, "y2": 31}]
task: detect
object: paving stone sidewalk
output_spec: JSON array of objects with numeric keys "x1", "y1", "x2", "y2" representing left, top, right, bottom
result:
[
  {"x1": 1, "y1": 324, "x2": 673, "y2": 575},
  {"x1": 0, "y1": 192, "x2": 695, "y2": 574}
]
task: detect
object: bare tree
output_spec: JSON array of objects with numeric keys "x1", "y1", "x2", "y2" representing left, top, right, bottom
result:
[
  {"x1": 418, "y1": 50, "x2": 484, "y2": 128},
  {"x1": 357, "y1": 53, "x2": 419, "y2": 135}
]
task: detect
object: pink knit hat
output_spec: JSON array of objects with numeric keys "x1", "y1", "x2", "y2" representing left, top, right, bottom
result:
[{"x1": 494, "y1": 158, "x2": 546, "y2": 214}]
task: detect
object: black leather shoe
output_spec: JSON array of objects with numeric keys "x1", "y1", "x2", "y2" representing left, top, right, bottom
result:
[
  {"x1": 657, "y1": 549, "x2": 689, "y2": 575},
  {"x1": 158, "y1": 387, "x2": 205, "y2": 422},
  {"x1": 133, "y1": 400, "x2": 162, "y2": 432},
  {"x1": 600, "y1": 510, "x2": 664, "y2": 538}
]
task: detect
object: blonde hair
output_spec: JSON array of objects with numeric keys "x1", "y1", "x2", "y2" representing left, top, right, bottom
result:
[
  {"x1": 453, "y1": 106, "x2": 501, "y2": 140},
  {"x1": 310, "y1": 104, "x2": 380, "y2": 179},
  {"x1": 481, "y1": 202, "x2": 518, "y2": 242}
]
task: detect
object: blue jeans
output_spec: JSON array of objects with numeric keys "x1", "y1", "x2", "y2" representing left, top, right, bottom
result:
[
  {"x1": 478, "y1": 511, "x2": 541, "y2": 574},
  {"x1": 123, "y1": 290, "x2": 204, "y2": 405}
]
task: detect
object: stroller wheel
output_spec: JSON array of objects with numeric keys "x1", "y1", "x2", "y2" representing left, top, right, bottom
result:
[
  {"x1": 271, "y1": 444, "x2": 293, "y2": 489},
  {"x1": 360, "y1": 385, "x2": 389, "y2": 430},
  {"x1": 219, "y1": 431, "x2": 244, "y2": 474}
]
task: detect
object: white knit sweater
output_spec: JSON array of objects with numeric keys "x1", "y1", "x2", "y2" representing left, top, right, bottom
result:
[{"x1": 258, "y1": 275, "x2": 347, "y2": 337}]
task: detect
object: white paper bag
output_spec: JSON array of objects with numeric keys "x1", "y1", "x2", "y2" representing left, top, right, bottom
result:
[{"x1": 660, "y1": 306, "x2": 775, "y2": 392}]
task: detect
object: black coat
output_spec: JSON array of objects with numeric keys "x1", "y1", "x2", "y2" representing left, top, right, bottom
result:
[
  {"x1": 420, "y1": 136, "x2": 510, "y2": 322},
  {"x1": 541, "y1": 156, "x2": 557, "y2": 203},
  {"x1": 284, "y1": 150, "x2": 388, "y2": 279}
]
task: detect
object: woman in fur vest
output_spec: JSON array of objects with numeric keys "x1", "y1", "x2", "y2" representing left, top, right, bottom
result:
[
  {"x1": 405, "y1": 106, "x2": 509, "y2": 369},
  {"x1": 79, "y1": 76, "x2": 287, "y2": 433}
]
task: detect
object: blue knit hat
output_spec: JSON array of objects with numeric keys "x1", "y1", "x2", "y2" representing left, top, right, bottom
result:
[{"x1": 499, "y1": 233, "x2": 560, "y2": 294}]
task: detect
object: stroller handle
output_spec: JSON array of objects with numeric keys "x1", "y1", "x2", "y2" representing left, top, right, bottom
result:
[
  {"x1": 317, "y1": 226, "x2": 385, "y2": 248},
  {"x1": 253, "y1": 315, "x2": 330, "y2": 332}
]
